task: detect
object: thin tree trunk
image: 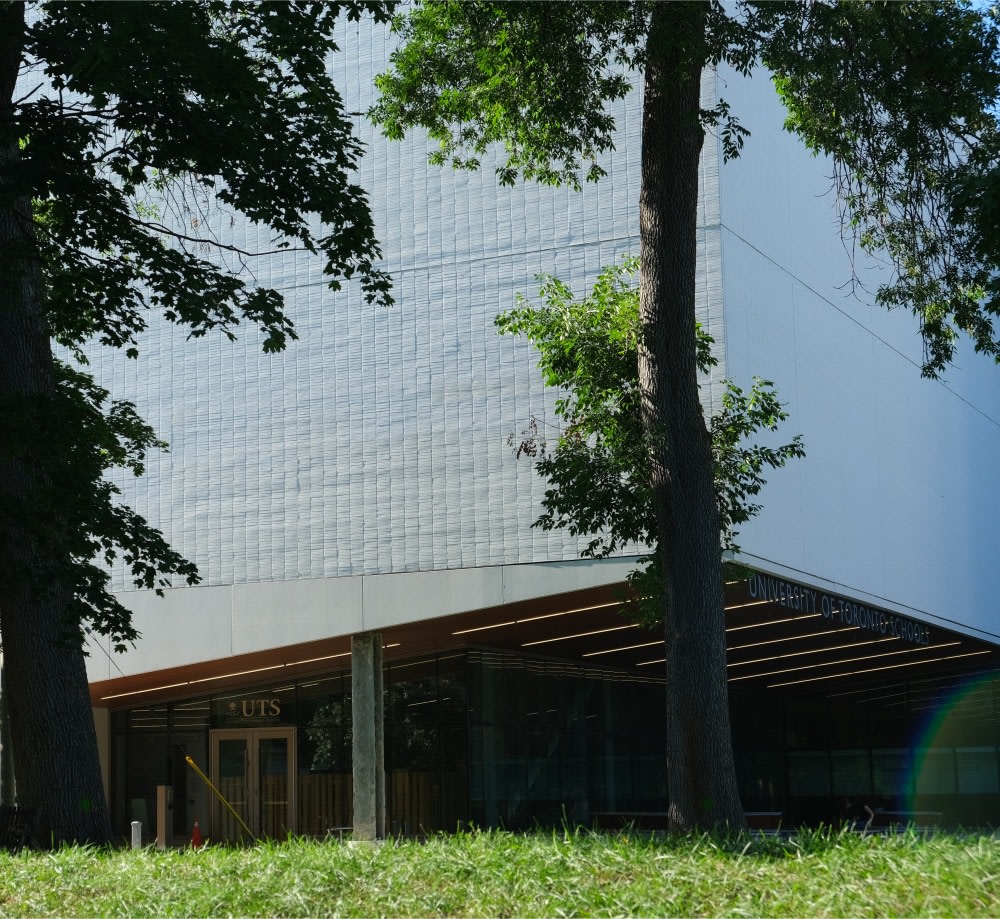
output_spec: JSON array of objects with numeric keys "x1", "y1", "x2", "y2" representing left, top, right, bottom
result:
[
  {"x1": 0, "y1": 1, "x2": 113, "y2": 846},
  {"x1": 639, "y1": 2, "x2": 745, "y2": 833}
]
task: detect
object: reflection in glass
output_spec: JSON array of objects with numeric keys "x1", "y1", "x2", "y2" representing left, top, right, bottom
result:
[
  {"x1": 218, "y1": 738, "x2": 250, "y2": 841},
  {"x1": 956, "y1": 746, "x2": 999, "y2": 794}
]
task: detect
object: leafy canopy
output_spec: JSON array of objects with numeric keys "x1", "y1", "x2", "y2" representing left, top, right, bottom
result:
[
  {"x1": 0, "y1": 362, "x2": 198, "y2": 652},
  {"x1": 496, "y1": 260, "x2": 804, "y2": 626},
  {"x1": 376, "y1": 1, "x2": 1000, "y2": 379},
  {"x1": 372, "y1": 1, "x2": 782, "y2": 186},
  {"x1": 2, "y1": 1, "x2": 395, "y2": 649},
  {"x1": 762, "y1": 1, "x2": 1000, "y2": 376},
  {"x1": 21, "y1": 1, "x2": 393, "y2": 359}
]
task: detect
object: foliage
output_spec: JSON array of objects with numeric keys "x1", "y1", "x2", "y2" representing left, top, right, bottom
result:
[
  {"x1": 26, "y1": 2, "x2": 393, "y2": 359},
  {"x1": 0, "y1": 830, "x2": 998, "y2": 917},
  {"x1": 372, "y1": 2, "x2": 786, "y2": 183},
  {"x1": 373, "y1": 2, "x2": 639, "y2": 188},
  {"x1": 3, "y1": 1, "x2": 396, "y2": 649},
  {"x1": 497, "y1": 260, "x2": 803, "y2": 626},
  {"x1": 375, "y1": 1, "x2": 1000, "y2": 380},
  {"x1": 306, "y1": 699, "x2": 352, "y2": 773},
  {"x1": 373, "y1": 1, "x2": 1000, "y2": 832},
  {"x1": 0, "y1": 361, "x2": 198, "y2": 651},
  {"x1": 386, "y1": 673, "x2": 467, "y2": 772},
  {"x1": 761, "y1": 1, "x2": 1000, "y2": 377}
]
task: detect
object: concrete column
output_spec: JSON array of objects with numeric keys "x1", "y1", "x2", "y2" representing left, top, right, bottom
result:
[{"x1": 351, "y1": 631, "x2": 385, "y2": 840}]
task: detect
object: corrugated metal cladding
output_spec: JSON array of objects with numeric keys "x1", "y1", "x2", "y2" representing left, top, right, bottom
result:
[{"x1": 82, "y1": 19, "x2": 725, "y2": 590}]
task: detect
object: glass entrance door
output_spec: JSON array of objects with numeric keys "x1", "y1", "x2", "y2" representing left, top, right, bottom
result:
[{"x1": 210, "y1": 728, "x2": 296, "y2": 842}]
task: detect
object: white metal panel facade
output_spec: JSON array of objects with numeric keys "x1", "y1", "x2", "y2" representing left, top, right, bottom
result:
[
  {"x1": 717, "y1": 66, "x2": 1000, "y2": 642},
  {"x1": 82, "y1": 23, "x2": 1000, "y2": 678}
]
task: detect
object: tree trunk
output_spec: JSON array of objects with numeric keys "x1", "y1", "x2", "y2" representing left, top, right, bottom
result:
[
  {"x1": 0, "y1": 1, "x2": 113, "y2": 846},
  {"x1": 639, "y1": 3, "x2": 745, "y2": 832}
]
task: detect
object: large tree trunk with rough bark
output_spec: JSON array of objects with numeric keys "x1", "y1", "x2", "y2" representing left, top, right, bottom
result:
[
  {"x1": 639, "y1": 3, "x2": 744, "y2": 833},
  {"x1": 0, "y1": 2, "x2": 113, "y2": 846}
]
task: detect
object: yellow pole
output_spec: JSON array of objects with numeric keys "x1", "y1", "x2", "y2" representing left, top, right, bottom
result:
[{"x1": 184, "y1": 755, "x2": 256, "y2": 842}]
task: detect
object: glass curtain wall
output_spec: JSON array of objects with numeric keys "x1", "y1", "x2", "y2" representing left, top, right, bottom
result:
[
  {"x1": 385, "y1": 652, "x2": 468, "y2": 834},
  {"x1": 730, "y1": 671, "x2": 1000, "y2": 828},
  {"x1": 111, "y1": 702, "x2": 210, "y2": 844},
  {"x1": 110, "y1": 654, "x2": 1000, "y2": 840},
  {"x1": 466, "y1": 650, "x2": 668, "y2": 829},
  {"x1": 109, "y1": 654, "x2": 471, "y2": 841},
  {"x1": 297, "y1": 672, "x2": 353, "y2": 836}
]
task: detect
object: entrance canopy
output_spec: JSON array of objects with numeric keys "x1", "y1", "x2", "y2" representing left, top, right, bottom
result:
[{"x1": 91, "y1": 571, "x2": 1000, "y2": 711}]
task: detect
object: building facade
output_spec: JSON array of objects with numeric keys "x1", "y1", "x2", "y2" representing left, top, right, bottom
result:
[{"x1": 82, "y1": 22, "x2": 1000, "y2": 841}]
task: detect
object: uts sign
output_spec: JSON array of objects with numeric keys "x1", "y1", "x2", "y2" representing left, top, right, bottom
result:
[
  {"x1": 216, "y1": 697, "x2": 284, "y2": 726},
  {"x1": 746, "y1": 573, "x2": 931, "y2": 647}
]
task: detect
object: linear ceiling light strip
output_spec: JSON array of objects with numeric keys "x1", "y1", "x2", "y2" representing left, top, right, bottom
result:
[
  {"x1": 727, "y1": 626, "x2": 862, "y2": 652},
  {"x1": 522, "y1": 624, "x2": 637, "y2": 648},
  {"x1": 764, "y1": 650, "x2": 992, "y2": 689},
  {"x1": 726, "y1": 612, "x2": 822, "y2": 632},
  {"x1": 99, "y1": 643, "x2": 402, "y2": 701},
  {"x1": 727, "y1": 636, "x2": 896, "y2": 668},
  {"x1": 582, "y1": 640, "x2": 663, "y2": 658},
  {"x1": 728, "y1": 642, "x2": 961, "y2": 682},
  {"x1": 451, "y1": 601, "x2": 622, "y2": 636},
  {"x1": 826, "y1": 685, "x2": 909, "y2": 702}
]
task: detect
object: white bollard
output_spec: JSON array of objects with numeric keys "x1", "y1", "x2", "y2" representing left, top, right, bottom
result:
[{"x1": 131, "y1": 820, "x2": 141, "y2": 850}]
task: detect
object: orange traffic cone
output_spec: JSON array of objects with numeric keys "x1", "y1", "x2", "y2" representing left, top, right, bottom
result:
[{"x1": 191, "y1": 818, "x2": 204, "y2": 848}]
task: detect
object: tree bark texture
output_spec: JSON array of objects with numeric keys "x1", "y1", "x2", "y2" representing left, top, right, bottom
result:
[
  {"x1": 0, "y1": 2, "x2": 113, "y2": 846},
  {"x1": 639, "y1": 3, "x2": 745, "y2": 832}
]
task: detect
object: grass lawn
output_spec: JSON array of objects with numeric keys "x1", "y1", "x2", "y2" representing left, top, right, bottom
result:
[{"x1": 0, "y1": 828, "x2": 996, "y2": 917}]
